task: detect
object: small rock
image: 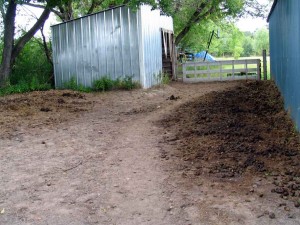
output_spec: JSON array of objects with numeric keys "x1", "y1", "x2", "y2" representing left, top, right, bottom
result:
[
  {"x1": 284, "y1": 206, "x2": 290, "y2": 211},
  {"x1": 294, "y1": 201, "x2": 300, "y2": 208},
  {"x1": 57, "y1": 98, "x2": 65, "y2": 104},
  {"x1": 40, "y1": 107, "x2": 51, "y2": 112},
  {"x1": 269, "y1": 213, "x2": 276, "y2": 219},
  {"x1": 274, "y1": 187, "x2": 285, "y2": 194},
  {"x1": 258, "y1": 193, "x2": 264, "y2": 198},
  {"x1": 279, "y1": 203, "x2": 287, "y2": 207},
  {"x1": 169, "y1": 95, "x2": 180, "y2": 100},
  {"x1": 257, "y1": 213, "x2": 264, "y2": 218},
  {"x1": 287, "y1": 213, "x2": 295, "y2": 219}
]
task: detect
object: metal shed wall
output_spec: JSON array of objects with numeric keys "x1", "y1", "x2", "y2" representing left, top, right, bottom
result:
[
  {"x1": 269, "y1": 0, "x2": 300, "y2": 131},
  {"x1": 52, "y1": 6, "x2": 140, "y2": 88},
  {"x1": 139, "y1": 5, "x2": 174, "y2": 88}
]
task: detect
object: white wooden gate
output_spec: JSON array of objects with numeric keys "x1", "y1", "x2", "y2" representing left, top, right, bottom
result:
[{"x1": 183, "y1": 59, "x2": 261, "y2": 83}]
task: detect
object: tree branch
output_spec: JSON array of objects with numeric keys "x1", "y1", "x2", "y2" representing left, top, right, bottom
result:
[
  {"x1": 87, "y1": 0, "x2": 96, "y2": 14},
  {"x1": 175, "y1": 2, "x2": 213, "y2": 45},
  {"x1": 22, "y1": 2, "x2": 64, "y2": 20},
  {"x1": 11, "y1": 6, "x2": 51, "y2": 64}
]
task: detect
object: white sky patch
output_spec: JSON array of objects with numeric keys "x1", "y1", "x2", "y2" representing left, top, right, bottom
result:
[
  {"x1": 235, "y1": 0, "x2": 272, "y2": 32},
  {"x1": 15, "y1": 5, "x2": 58, "y2": 40},
  {"x1": 236, "y1": 17, "x2": 269, "y2": 32}
]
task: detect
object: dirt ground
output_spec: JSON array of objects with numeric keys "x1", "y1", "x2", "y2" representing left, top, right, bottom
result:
[{"x1": 0, "y1": 81, "x2": 299, "y2": 225}]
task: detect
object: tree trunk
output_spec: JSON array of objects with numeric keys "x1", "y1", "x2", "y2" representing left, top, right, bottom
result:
[
  {"x1": 0, "y1": 0, "x2": 17, "y2": 87},
  {"x1": 0, "y1": 1, "x2": 51, "y2": 87},
  {"x1": 40, "y1": 26, "x2": 55, "y2": 86}
]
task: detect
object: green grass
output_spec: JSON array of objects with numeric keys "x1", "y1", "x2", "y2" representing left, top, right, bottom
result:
[
  {"x1": 62, "y1": 76, "x2": 140, "y2": 92},
  {"x1": 0, "y1": 80, "x2": 51, "y2": 96},
  {"x1": 0, "y1": 75, "x2": 140, "y2": 97}
]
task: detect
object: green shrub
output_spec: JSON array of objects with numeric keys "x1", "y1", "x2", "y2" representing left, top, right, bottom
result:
[
  {"x1": 155, "y1": 72, "x2": 170, "y2": 85},
  {"x1": 93, "y1": 75, "x2": 140, "y2": 91},
  {"x1": 161, "y1": 73, "x2": 170, "y2": 85},
  {"x1": 0, "y1": 38, "x2": 53, "y2": 96},
  {"x1": 0, "y1": 81, "x2": 51, "y2": 96},
  {"x1": 62, "y1": 77, "x2": 92, "y2": 92},
  {"x1": 10, "y1": 39, "x2": 52, "y2": 87},
  {"x1": 93, "y1": 76, "x2": 116, "y2": 91},
  {"x1": 118, "y1": 76, "x2": 140, "y2": 90}
]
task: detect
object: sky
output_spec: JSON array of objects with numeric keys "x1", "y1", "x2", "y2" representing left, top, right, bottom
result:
[
  {"x1": 235, "y1": 0, "x2": 272, "y2": 32},
  {"x1": 15, "y1": 5, "x2": 57, "y2": 39},
  {"x1": 15, "y1": 0, "x2": 273, "y2": 40}
]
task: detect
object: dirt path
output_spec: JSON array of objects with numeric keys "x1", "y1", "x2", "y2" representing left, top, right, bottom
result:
[{"x1": 0, "y1": 81, "x2": 299, "y2": 225}]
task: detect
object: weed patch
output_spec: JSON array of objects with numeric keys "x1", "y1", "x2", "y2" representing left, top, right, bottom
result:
[
  {"x1": 0, "y1": 80, "x2": 51, "y2": 96},
  {"x1": 62, "y1": 77, "x2": 92, "y2": 92},
  {"x1": 93, "y1": 76, "x2": 140, "y2": 91}
]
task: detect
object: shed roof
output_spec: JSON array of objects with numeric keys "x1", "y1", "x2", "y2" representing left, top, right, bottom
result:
[
  {"x1": 51, "y1": 4, "x2": 125, "y2": 27},
  {"x1": 267, "y1": 0, "x2": 278, "y2": 22}
]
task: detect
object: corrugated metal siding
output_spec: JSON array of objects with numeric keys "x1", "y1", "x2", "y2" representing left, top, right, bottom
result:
[
  {"x1": 269, "y1": 0, "x2": 300, "y2": 131},
  {"x1": 52, "y1": 6, "x2": 140, "y2": 88},
  {"x1": 139, "y1": 5, "x2": 173, "y2": 88}
]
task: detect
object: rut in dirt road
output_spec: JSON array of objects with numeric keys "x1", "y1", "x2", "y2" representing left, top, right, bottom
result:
[{"x1": 91, "y1": 117, "x2": 175, "y2": 225}]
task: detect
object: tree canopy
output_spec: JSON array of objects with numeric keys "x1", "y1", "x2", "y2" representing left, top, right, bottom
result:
[{"x1": 0, "y1": 0, "x2": 270, "y2": 86}]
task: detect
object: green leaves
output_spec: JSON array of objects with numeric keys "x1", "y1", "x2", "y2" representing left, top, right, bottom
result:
[
  {"x1": 173, "y1": 0, "x2": 268, "y2": 45},
  {"x1": 253, "y1": 28, "x2": 269, "y2": 54}
]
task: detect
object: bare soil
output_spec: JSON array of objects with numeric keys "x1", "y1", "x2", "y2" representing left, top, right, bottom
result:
[{"x1": 0, "y1": 81, "x2": 299, "y2": 225}]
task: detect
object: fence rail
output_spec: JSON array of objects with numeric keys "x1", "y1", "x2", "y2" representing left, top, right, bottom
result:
[{"x1": 183, "y1": 59, "x2": 261, "y2": 82}]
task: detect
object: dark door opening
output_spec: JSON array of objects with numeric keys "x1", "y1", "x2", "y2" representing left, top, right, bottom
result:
[{"x1": 161, "y1": 29, "x2": 176, "y2": 80}]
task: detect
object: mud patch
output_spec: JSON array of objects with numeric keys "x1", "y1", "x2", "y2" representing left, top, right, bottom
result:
[
  {"x1": 0, "y1": 90, "x2": 93, "y2": 139},
  {"x1": 159, "y1": 81, "x2": 300, "y2": 204}
]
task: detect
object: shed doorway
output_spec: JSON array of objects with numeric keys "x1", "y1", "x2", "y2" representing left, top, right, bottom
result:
[{"x1": 161, "y1": 29, "x2": 176, "y2": 80}]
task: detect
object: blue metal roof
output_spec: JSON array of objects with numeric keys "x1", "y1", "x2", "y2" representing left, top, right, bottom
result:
[{"x1": 267, "y1": 0, "x2": 278, "y2": 22}]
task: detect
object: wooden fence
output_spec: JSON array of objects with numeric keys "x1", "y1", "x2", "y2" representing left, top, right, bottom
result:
[{"x1": 183, "y1": 59, "x2": 261, "y2": 83}]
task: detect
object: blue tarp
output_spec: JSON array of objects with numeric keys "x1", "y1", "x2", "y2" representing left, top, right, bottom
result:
[{"x1": 194, "y1": 51, "x2": 216, "y2": 62}]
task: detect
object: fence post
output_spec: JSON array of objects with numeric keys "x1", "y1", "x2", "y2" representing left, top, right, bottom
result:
[
  {"x1": 257, "y1": 59, "x2": 261, "y2": 80},
  {"x1": 183, "y1": 63, "x2": 186, "y2": 82},
  {"x1": 245, "y1": 60, "x2": 248, "y2": 79},
  {"x1": 219, "y1": 61, "x2": 222, "y2": 81},
  {"x1": 263, "y1": 49, "x2": 267, "y2": 80},
  {"x1": 232, "y1": 60, "x2": 235, "y2": 79}
]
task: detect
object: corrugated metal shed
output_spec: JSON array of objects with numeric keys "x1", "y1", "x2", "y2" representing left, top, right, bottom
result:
[
  {"x1": 51, "y1": 5, "x2": 174, "y2": 89},
  {"x1": 268, "y1": 0, "x2": 300, "y2": 131}
]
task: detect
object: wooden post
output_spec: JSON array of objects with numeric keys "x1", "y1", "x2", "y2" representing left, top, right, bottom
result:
[
  {"x1": 171, "y1": 34, "x2": 177, "y2": 81},
  {"x1": 183, "y1": 63, "x2": 186, "y2": 82},
  {"x1": 263, "y1": 49, "x2": 267, "y2": 80},
  {"x1": 232, "y1": 60, "x2": 235, "y2": 79},
  {"x1": 245, "y1": 60, "x2": 248, "y2": 79},
  {"x1": 257, "y1": 59, "x2": 261, "y2": 80},
  {"x1": 219, "y1": 61, "x2": 222, "y2": 81}
]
